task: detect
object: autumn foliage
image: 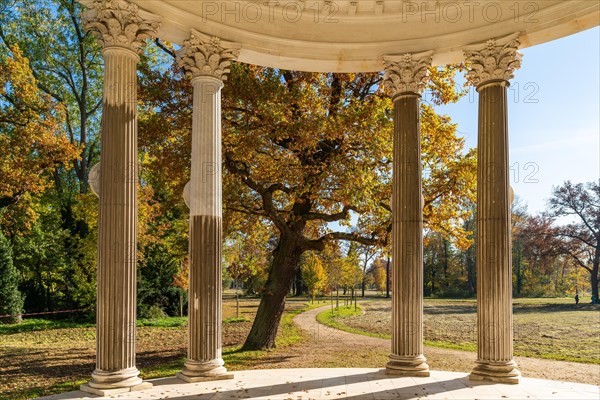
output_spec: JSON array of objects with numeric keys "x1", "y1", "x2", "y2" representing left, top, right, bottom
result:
[{"x1": 0, "y1": 46, "x2": 79, "y2": 232}]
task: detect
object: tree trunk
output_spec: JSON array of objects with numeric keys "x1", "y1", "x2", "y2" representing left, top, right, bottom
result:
[
  {"x1": 385, "y1": 256, "x2": 390, "y2": 298},
  {"x1": 235, "y1": 284, "x2": 239, "y2": 319},
  {"x1": 467, "y1": 247, "x2": 476, "y2": 296},
  {"x1": 242, "y1": 234, "x2": 302, "y2": 350},
  {"x1": 294, "y1": 267, "x2": 304, "y2": 296},
  {"x1": 330, "y1": 290, "x2": 333, "y2": 311},
  {"x1": 591, "y1": 262, "x2": 599, "y2": 304},
  {"x1": 179, "y1": 291, "x2": 183, "y2": 317},
  {"x1": 515, "y1": 243, "x2": 522, "y2": 297},
  {"x1": 79, "y1": 112, "x2": 89, "y2": 194},
  {"x1": 443, "y1": 239, "x2": 449, "y2": 288}
]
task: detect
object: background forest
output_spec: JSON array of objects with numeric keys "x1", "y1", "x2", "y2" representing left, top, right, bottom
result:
[{"x1": 0, "y1": 0, "x2": 598, "y2": 332}]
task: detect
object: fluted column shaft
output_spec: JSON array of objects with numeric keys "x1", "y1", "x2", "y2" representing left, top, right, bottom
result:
[
  {"x1": 465, "y1": 34, "x2": 522, "y2": 384},
  {"x1": 175, "y1": 30, "x2": 238, "y2": 382},
  {"x1": 386, "y1": 93, "x2": 430, "y2": 376},
  {"x1": 383, "y1": 51, "x2": 432, "y2": 377},
  {"x1": 392, "y1": 95, "x2": 422, "y2": 360},
  {"x1": 79, "y1": 2, "x2": 159, "y2": 395},
  {"x1": 94, "y1": 47, "x2": 140, "y2": 385},
  {"x1": 470, "y1": 81, "x2": 520, "y2": 383},
  {"x1": 477, "y1": 82, "x2": 512, "y2": 364},
  {"x1": 178, "y1": 76, "x2": 232, "y2": 381}
]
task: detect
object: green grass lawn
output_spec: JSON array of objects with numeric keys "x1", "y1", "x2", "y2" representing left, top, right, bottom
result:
[
  {"x1": 0, "y1": 318, "x2": 94, "y2": 335},
  {"x1": 0, "y1": 316, "x2": 190, "y2": 335}
]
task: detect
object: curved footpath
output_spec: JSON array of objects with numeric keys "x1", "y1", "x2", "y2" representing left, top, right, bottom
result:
[{"x1": 294, "y1": 305, "x2": 600, "y2": 386}]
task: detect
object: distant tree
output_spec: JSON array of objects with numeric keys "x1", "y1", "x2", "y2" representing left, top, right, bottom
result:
[
  {"x1": 357, "y1": 243, "x2": 377, "y2": 297},
  {"x1": 322, "y1": 242, "x2": 346, "y2": 309},
  {"x1": 172, "y1": 260, "x2": 188, "y2": 318},
  {"x1": 223, "y1": 223, "x2": 271, "y2": 295},
  {"x1": 548, "y1": 181, "x2": 600, "y2": 303},
  {"x1": 225, "y1": 228, "x2": 269, "y2": 317},
  {"x1": 512, "y1": 197, "x2": 529, "y2": 296},
  {"x1": 371, "y1": 258, "x2": 387, "y2": 294},
  {"x1": 424, "y1": 232, "x2": 443, "y2": 295},
  {"x1": 12, "y1": 207, "x2": 72, "y2": 313},
  {"x1": 0, "y1": 232, "x2": 23, "y2": 324},
  {"x1": 518, "y1": 215, "x2": 563, "y2": 296},
  {"x1": 461, "y1": 203, "x2": 476, "y2": 296},
  {"x1": 513, "y1": 203, "x2": 574, "y2": 297},
  {"x1": 137, "y1": 243, "x2": 183, "y2": 317},
  {"x1": 342, "y1": 243, "x2": 362, "y2": 302},
  {"x1": 301, "y1": 252, "x2": 327, "y2": 303}
]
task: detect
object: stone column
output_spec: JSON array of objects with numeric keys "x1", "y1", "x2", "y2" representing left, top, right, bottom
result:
[
  {"x1": 383, "y1": 52, "x2": 432, "y2": 377},
  {"x1": 80, "y1": 0, "x2": 159, "y2": 396},
  {"x1": 464, "y1": 34, "x2": 522, "y2": 384},
  {"x1": 175, "y1": 30, "x2": 239, "y2": 383}
]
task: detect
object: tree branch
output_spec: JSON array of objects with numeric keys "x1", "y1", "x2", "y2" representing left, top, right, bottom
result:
[
  {"x1": 225, "y1": 205, "x2": 268, "y2": 217},
  {"x1": 154, "y1": 38, "x2": 176, "y2": 59},
  {"x1": 304, "y1": 205, "x2": 357, "y2": 222},
  {"x1": 224, "y1": 151, "x2": 289, "y2": 233}
]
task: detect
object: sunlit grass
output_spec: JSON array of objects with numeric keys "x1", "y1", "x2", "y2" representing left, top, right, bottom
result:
[
  {"x1": 0, "y1": 318, "x2": 94, "y2": 334},
  {"x1": 223, "y1": 316, "x2": 249, "y2": 324},
  {"x1": 137, "y1": 316, "x2": 187, "y2": 327},
  {"x1": 7, "y1": 379, "x2": 87, "y2": 400}
]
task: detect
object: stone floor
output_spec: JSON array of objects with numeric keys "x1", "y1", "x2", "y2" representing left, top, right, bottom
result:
[{"x1": 40, "y1": 368, "x2": 600, "y2": 399}]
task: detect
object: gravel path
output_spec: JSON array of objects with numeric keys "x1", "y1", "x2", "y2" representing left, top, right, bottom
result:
[{"x1": 293, "y1": 305, "x2": 600, "y2": 385}]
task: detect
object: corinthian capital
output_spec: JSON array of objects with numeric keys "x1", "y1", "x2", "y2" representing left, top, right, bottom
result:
[
  {"x1": 464, "y1": 33, "x2": 522, "y2": 87},
  {"x1": 383, "y1": 51, "x2": 433, "y2": 98},
  {"x1": 176, "y1": 30, "x2": 240, "y2": 82},
  {"x1": 82, "y1": 0, "x2": 160, "y2": 53}
]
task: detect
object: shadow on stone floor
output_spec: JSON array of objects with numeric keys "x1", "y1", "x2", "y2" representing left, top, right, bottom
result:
[{"x1": 42, "y1": 370, "x2": 500, "y2": 400}]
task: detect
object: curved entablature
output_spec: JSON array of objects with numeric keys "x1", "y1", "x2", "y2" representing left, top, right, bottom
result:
[{"x1": 80, "y1": 0, "x2": 599, "y2": 72}]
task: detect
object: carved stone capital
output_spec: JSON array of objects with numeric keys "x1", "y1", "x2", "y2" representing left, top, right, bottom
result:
[
  {"x1": 464, "y1": 33, "x2": 522, "y2": 87},
  {"x1": 82, "y1": 0, "x2": 160, "y2": 54},
  {"x1": 176, "y1": 30, "x2": 240, "y2": 82},
  {"x1": 383, "y1": 51, "x2": 433, "y2": 98}
]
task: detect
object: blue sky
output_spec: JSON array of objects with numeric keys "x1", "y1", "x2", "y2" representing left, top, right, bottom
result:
[{"x1": 434, "y1": 26, "x2": 600, "y2": 215}]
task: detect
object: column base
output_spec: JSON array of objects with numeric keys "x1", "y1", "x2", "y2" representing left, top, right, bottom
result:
[
  {"x1": 80, "y1": 382, "x2": 152, "y2": 396},
  {"x1": 469, "y1": 360, "x2": 521, "y2": 384},
  {"x1": 386, "y1": 354, "x2": 430, "y2": 377},
  {"x1": 176, "y1": 371, "x2": 234, "y2": 383},
  {"x1": 177, "y1": 358, "x2": 234, "y2": 383},
  {"x1": 80, "y1": 367, "x2": 152, "y2": 396}
]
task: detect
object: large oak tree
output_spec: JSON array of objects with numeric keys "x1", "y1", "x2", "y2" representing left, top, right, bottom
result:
[
  {"x1": 223, "y1": 66, "x2": 476, "y2": 350},
  {"x1": 139, "y1": 56, "x2": 476, "y2": 349}
]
